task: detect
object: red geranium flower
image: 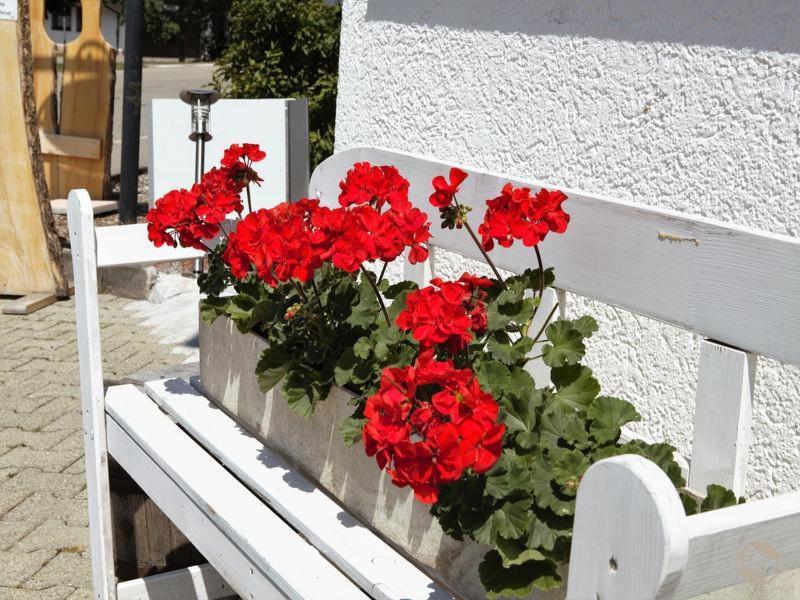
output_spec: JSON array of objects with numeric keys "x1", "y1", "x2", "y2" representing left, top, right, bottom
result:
[
  {"x1": 363, "y1": 351, "x2": 504, "y2": 504},
  {"x1": 478, "y1": 183, "x2": 569, "y2": 250},
  {"x1": 429, "y1": 167, "x2": 468, "y2": 208},
  {"x1": 396, "y1": 276, "x2": 489, "y2": 352},
  {"x1": 221, "y1": 143, "x2": 266, "y2": 192}
]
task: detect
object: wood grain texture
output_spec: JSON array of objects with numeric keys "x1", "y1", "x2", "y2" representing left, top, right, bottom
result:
[
  {"x1": 116, "y1": 563, "x2": 233, "y2": 600},
  {"x1": 67, "y1": 189, "x2": 117, "y2": 600},
  {"x1": 1, "y1": 292, "x2": 57, "y2": 315},
  {"x1": 0, "y1": 0, "x2": 65, "y2": 296},
  {"x1": 29, "y1": 0, "x2": 59, "y2": 191},
  {"x1": 310, "y1": 148, "x2": 800, "y2": 365},
  {"x1": 105, "y1": 385, "x2": 369, "y2": 600},
  {"x1": 58, "y1": 0, "x2": 115, "y2": 199},
  {"x1": 146, "y1": 376, "x2": 456, "y2": 600},
  {"x1": 689, "y1": 340, "x2": 755, "y2": 496},
  {"x1": 40, "y1": 132, "x2": 101, "y2": 159}
]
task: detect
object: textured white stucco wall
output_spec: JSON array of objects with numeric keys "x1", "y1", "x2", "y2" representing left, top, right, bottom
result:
[{"x1": 334, "y1": 0, "x2": 800, "y2": 499}]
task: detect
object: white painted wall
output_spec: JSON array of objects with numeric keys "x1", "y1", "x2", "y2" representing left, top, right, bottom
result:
[{"x1": 335, "y1": 0, "x2": 800, "y2": 499}]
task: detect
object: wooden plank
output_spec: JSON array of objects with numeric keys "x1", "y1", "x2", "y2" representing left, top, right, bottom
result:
[
  {"x1": 0, "y1": 0, "x2": 66, "y2": 296},
  {"x1": 309, "y1": 148, "x2": 800, "y2": 366},
  {"x1": 116, "y1": 563, "x2": 232, "y2": 600},
  {"x1": 689, "y1": 340, "x2": 756, "y2": 495},
  {"x1": 1, "y1": 292, "x2": 57, "y2": 315},
  {"x1": 566, "y1": 455, "x2": 689, "y2": 600},
  {"x1": 525, "y1": 287, "x2": 566, "y2": 388},
  {"x1": 95, "y1": 223, "x2": 205, "y2": 268},
  {"x1": 105, "y1": 384, "x2": 369, "y2": 600},
  {"x1": 67, "y1": 188, "x2": 118, "y2": 600},
  {"x1": 146, "y1": 376, "x2": 456, "y2": 600},
  {"x1": 57, "y1": 0, "x2": 115, "y2": 199},
  {"x1": 40, "y1": 132, "x2": 102, "y2": 159},
  {"x1": 106, "y1": 412, "x2": 287, "y2": 600},
  {"x1": 673, "y1": 490, "x2": 800, "y2": 598},
  {"x1": 51, "y1": 198, "x2": 117, "y2": 216}
]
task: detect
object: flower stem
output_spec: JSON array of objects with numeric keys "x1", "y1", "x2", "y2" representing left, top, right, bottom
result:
[
  {"x1": 452, "y1": 195, "x2": 506, "y2": 287},
  {"x1": 529, "y1": 302, "x2": 559, "y2": 346},
  {"x1": 309, "y1": 278, "x2": 329, "y2": 322},
  {"x1": 245, "y1": 184, "x2": 253, "y2": 214},
  {"x1": 291, "y1": 280, "x2": 309, "y2": 303},
  {"x1": 360, "y1": 266, "x2": 391, "y2": 327},
  {"x1": 377, "y1": 261, "x2": 389, "y2": 284},
  {"x1": 534, "y1": 245, "x2": 545, "y2": 301}
]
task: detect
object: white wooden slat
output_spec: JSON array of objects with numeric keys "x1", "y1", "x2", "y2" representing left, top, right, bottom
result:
[
  {"x1": 104, "y1": 384, "x2": 369, "y2": 600},
  {"x1": 310, "y1": 148, "x2": 800, "y2": 365},
  {"x1": 689, "y1": 339, "x2": 756, "y2": 496},
  {"x1": 566, "y1": 455, "x2": 689, "y2": 600},
  {"x1": 67, "y1": 189, "x2": 118, "y2": 600},
  {"x1": 525, "y1": 287, "x2": 566, "y2": 388},
  {"x1": 116, "y1": 563, "x2": 232, "y2": 600},
  {"x1": 95, "y1": 223, "x2": 205, "y2": 268},
  {"x1": 144, "y1": 377, "x2": 456, "y2": 600},
  {"x1": 674, "y1": 490, "x2": 800, "y2": 598},
  {"x1": 106, "y1": 414, "x2": 286, "y2": 600}
]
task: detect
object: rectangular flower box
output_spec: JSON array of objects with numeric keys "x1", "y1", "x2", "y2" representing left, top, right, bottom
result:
[{"x1": 199, "y1": 314, "x2": 566, "y2": 600}]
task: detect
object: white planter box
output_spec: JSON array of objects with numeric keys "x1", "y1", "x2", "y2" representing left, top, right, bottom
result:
[{"x1": 198, "y1": 315, "x2": 568, "y2": 600}]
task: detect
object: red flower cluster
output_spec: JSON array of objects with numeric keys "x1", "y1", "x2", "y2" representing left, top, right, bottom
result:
[
  {"x1": 396, "y1": 274, "x2": 492, "y2": 352},
  {"x1": 338, "y1": 162, "x2": 410, "y2": 211},
  {"x1": 478, "y1": 183, "x2": 569, "y2": 250},
  {"x1": 146, "y1": 143, "x2": 264, "y2": 250},
  {"x1": 223, "y1": 199, "x2": 322, "y2": 286},
  {"x1": 363, "y1": 351, "x2": 505, "y2": 503},
  {"x1": 221, "y1": 143, "x2": 266, "y2": 192}
]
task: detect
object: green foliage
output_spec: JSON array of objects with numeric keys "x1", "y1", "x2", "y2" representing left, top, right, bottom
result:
[{"x1": 213, "y1": 0, "x2": 341, "y2": 168}]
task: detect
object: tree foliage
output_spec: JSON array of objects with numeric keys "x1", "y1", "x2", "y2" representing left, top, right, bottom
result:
[{"x1": 213, "y1": 0, "x2": 341, "y2": 169}]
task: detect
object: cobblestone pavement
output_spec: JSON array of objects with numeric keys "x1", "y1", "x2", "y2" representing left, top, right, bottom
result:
[{"x1": 0, "y1": 294, "x2": 191, "y2": 599}]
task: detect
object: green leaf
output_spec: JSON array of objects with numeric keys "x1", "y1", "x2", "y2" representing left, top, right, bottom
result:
[
  {"x1": 552, "y1": 449, "x2": 591, "y2": 495},
  {"x1": 255, "y1": 347, "x2": 290, "y2": 392},
  {"x1": 485, "y1": 453, "x2": 533, "y2": 499},
  {"x1": 347, "y1": 278, "x2": 380, "y2": 328},
  {"x1": 541, "y1": 320, "x2": 585, "y2": 368},
  {"x1": 473, "y1": 500, "x2": 531, "y2": 546},
  {"x1": 587, "y1": 396, "x2": 641, "y2": 443},
  {"x1": 199, "y1": 296, "x2": 229, "y2": 325},
  {"x1": 339, "y1": 416, "x2": 367, "y2": 447},
  {"x1": 384, "y1": 280, "x2": 418, "y2": 299},
  {"x1": 680, "y1": 490, "x2": 700, "y2": 515},
  {"x1": 526, "y1": 513, "x2": 570, "y2": 552},
  {"x1": 487, "y1": 287, "x2": 535, "y2": 331},
  {"x1": 227, "y1": 294, "x2": 259, "y2": 332},
  {"x1": 700, "y1": 484, "x2": 741, "y2": 512},
  {"x1": 570, "y1": 315, "x2": 599, "y2": 338},
  {"x1": 353, "y1": 337, "x2": 373, "y2": 359},
  {"x1": 476, "y1": 360, "x2": 511, "y2": 400},
  {"x1": 551, "y1": 365, "x2": 600, "y2": 409},
  {"x1": 479, "y1": 551, "x2": 562, "y2": 598},
  {"x1": 495, "y1": 536, "x2": 547, "y2": 567},
  {"x1": 488, "y1": 335, "x2": 534, "y2": 366},
  {"x1": 334, "y1": 347, "x2": 357, "y2": 387},
  {"x1": 620, "y1": 440, "x2": 686, "y2": 488},
  {"x1": 531, "y1": 459, "x2": 575, "y2": 516},
  {"x1": 281, "y1": 367, "x2": 332, "y2": 417}
]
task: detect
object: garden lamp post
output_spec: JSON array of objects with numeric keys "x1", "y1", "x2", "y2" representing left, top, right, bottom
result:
[{"x1": 180, "y1": 88, "x2": 220, "y2": 274}]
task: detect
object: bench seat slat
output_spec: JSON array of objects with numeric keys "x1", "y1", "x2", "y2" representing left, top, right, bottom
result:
[
  {"x1": 116, "y1": 563, "x2": 233, "y2": 600},
  {"x1": 105, "y1": 384, "x2": 368, "y2": 600},
  {"x1": 144, "y1": 376, "x2": 455, "y2": 600}
]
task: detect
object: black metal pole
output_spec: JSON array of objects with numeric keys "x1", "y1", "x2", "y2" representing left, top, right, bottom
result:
[{"x1": 119, "y1": 0, "x2": 144, "y2": 224}]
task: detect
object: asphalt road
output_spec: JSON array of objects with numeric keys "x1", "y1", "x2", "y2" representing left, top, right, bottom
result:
[{"x1": 111, "y1": 62, "x2": 216, "y2": 175}]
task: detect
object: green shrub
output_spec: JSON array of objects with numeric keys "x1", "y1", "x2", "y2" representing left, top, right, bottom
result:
[{"x1": 213, "y1": 0, "x2": 341, "y2": 170}]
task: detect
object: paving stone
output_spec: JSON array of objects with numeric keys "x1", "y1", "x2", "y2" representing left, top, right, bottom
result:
[
  {"x1": 42, "y1": 412, "x2": 83, "y2": 433},
  {"x1": 0, "y1": 393, "x2": 55, "y2": 415},
  {"x1": 0, "y1": 447, "x2": 83, "y2": 473},
  {"x1": 0, "y1": 429, "x2": 72, "y2": 451},
  {"x1": 0, "y1": 521, "x2": 37, "y2": 550},
  {"x1": 25, "y1": 551, "x2": 92, "y2": 589},
  {"x1": 0, "y1": 410, "x2": 63, "y2": 432},
  {"x1": 0, "y1": 490, "x2": 28, "y2": 518},
  {"x1": 13, "y1": 519, "x2": 89, "y2": 554},
  {"x1": 64, "y1": 590, "x2": 93, "y2": 600},
  {"x1": 0, "y1": 549, "x2": 55, "y2": 587},
  {"x1": 0, "y1": 586, "x2": 74, "y2": 600},
  {"x1": 1, "y1": 469, "x2": 86, "y2": 499},
  {"x1": 3, "y1": 493, "x2": 87, "y2": 526}
]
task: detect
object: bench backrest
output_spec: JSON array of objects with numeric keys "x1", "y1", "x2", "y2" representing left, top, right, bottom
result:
[
  {"x1": 67, "y1": 188, "x2": 205, "y2": 599},
  {"x1": 309, "y1": 147, "x2": 800, "y2": 496},
  {"x1": 567, "y1": 455, "x2": 800, "y2": 599}
]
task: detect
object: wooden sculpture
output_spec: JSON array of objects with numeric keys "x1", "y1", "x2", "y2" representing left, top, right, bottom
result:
[
  {"x1": 30, "y1": 0, "x2": 116, "y2": 202},
  {"x1": 0, "y1": 0, "x2": 68, "y2": 313}
]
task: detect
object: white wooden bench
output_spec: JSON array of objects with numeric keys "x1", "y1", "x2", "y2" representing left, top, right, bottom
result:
[{"x1": 70, "y1": 145, "x2": 800, "y2": 600}]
